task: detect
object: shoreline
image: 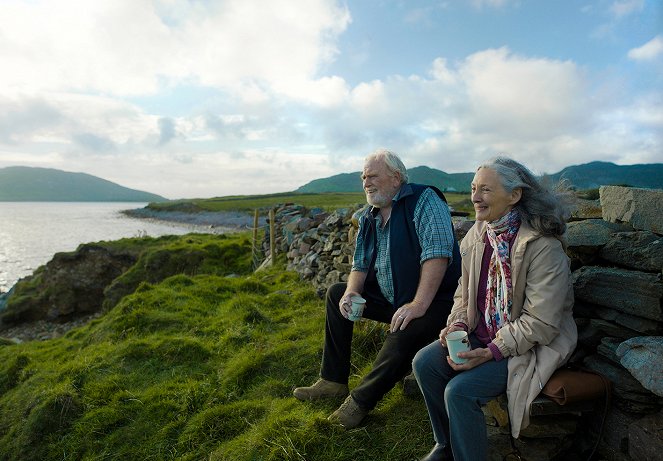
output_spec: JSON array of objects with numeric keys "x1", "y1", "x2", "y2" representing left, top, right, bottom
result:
[{"x1": 122, "y1": 207, "x2": 267, "y2": 231}]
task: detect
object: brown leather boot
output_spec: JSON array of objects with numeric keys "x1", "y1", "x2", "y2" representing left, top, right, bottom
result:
[
  {"x1": 327, "y1": 395, "x2": 369, "y2": 429},
  {"x1": 293, "y1": 379, "x2": 349, "y2": 401}
]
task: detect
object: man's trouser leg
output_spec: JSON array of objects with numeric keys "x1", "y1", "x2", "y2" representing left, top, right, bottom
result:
[
  {"x1": 320, "y1": 281, "x2": 393, "y2": 384},
  {"x1": 350, "y1": 298, "x2": 451, "y2": 410}
]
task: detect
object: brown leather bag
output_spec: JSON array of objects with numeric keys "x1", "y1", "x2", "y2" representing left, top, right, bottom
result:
[{"x1": 541, "y1": 367, "x2": 611, "y2": 405}]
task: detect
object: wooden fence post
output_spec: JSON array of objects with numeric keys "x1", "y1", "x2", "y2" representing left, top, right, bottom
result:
[
  {"x1": 269, "y1": 208, "x2": 276, "y2": 266},
  {"x1": 252, "y1": 209, "x2": 260, "y2": 270}
]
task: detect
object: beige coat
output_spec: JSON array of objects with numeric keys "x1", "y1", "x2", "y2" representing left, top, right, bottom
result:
[{"x1": 447, "y1": 221, "x2": 577, "y2": 437}]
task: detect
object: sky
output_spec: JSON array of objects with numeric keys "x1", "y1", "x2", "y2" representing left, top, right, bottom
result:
[{"x1": 0, "y1": 0, "x2": 661, "y2": 199}]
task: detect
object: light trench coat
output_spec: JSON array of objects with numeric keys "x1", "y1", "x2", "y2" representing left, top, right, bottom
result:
[{"x1": 446, "y1": 221, "x2": 577, "y2": 438}]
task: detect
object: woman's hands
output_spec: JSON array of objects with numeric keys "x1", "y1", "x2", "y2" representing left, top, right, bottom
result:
[
  {"x1": 447, "y1": 347, "x2": 493, "y2": 371},
  {"x1": 439, "y1": 325, "x2": 494, "y2": 371},
  {"x1": 438, "y1": 325, "x2": 464, "y2": 347}
]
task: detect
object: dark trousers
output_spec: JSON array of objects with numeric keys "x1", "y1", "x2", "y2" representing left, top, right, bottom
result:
[{"x1": 320, "y1": 282, "x2": 452, "y2": 410}]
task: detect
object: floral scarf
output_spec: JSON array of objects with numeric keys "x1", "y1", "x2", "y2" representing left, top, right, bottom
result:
[{"x1": 484, "y1": 208, "x2": 521, "y2": 337}]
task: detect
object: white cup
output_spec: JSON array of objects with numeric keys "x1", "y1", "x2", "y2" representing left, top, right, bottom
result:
[
  {"x1": 348, "y1": 296, "x2": 366, "y2": 321},
  {"x1": 446, "y1": 330, "x2": 471, "y2": 364}
]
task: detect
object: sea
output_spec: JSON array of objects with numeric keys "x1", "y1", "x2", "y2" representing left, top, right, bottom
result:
[{"x1": 0, "y1": 202, "x2": 229, "y2": 294}]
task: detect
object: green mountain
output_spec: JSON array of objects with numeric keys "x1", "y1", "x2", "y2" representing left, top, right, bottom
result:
[
  {"x1": 0, "y1": 166, "x2": 167, "y2": 202},
  {"x1": 296, "y1": 162, "x2": 663, "y2": 193},
  {"x1": 296, "y1": 165, "x2": 475, "y2": 193},
  {"x1": 548, "y1": 161, "x2": 663, "y2": 190}
]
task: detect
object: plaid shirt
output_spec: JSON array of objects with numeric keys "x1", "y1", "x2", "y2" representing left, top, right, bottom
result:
[{"x1": 352, "y1": 186, "x2": 455, "y2": 305}]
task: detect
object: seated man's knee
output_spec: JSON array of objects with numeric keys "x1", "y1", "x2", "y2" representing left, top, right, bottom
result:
[{"x1": 326, "y1": 282, "x2": 346, "y2": 301}]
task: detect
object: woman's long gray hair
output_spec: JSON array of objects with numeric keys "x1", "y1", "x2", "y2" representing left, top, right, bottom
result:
[{"x1": 478, "y1": 157, "x2": 572, "y2": 237}]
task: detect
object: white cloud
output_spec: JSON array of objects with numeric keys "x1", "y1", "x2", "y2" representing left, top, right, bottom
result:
[
  {"x1": 459, "y1": 48, "x2": 589, "y2": 140},
  {"x1": 0, "y1": 0, "x2": 351, "y2": 98},
  {"x1": 470, "y1": 0, "x2": 512, "y2": 9},
  {"x1": 628, "y1": 35, "x2": 663, "y2": 61},
  {"x1": 609, "y1": 0, "x2": 644, "y2": 18}
]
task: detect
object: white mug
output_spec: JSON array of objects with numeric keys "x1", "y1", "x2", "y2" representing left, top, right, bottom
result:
[
  {"x1": 348, "y1": 296, "x2": 366, "y2": 321},
  {"x1": 446, "y1": 330, "x2": 471, "y2": 364}
]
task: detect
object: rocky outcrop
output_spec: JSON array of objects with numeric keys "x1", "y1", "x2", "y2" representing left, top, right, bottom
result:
[{"x1": 0, "y1": 245, "x2": 137, "y2": 325}]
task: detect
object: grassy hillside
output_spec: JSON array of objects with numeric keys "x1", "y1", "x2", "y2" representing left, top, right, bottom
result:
[
  {"x1": 0, "y1": 166, "x2": 166, "y2": 202},
  {"x1": 144, "y1": 191, "x2": 475, "y2": 216},
  {"x1": 0, "y1": 234, "x2": 434, "y2": 461}
]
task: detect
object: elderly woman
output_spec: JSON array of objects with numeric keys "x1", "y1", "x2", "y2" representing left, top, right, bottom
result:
[{"x1": 412, "y1": 157, "x2": 577, "y2": 461}]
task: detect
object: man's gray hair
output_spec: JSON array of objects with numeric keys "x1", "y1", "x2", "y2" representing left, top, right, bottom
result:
[{"x1": 365, "y1": 148, "x2": 409, "y2": 184}]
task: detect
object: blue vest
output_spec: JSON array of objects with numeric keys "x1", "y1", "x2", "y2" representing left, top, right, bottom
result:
[{"x1": 358, "y1": 183, "x2": 462, "y2": 309}]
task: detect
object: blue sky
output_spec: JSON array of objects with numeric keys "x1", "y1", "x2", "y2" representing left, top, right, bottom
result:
[{"x1": 0, "y1": 0, "x2": 661, "y2": 199}]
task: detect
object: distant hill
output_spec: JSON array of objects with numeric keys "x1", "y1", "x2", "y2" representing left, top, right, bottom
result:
[
  {"x1": 548, "y1": 161, "x2": 663, "y2": 190},
  {"x1": 296, "y1": 165, "x2": 475, "y2": 193},
  {"x1": 0, "y1": 166, "x2": 167, "y2": 202},
  {"x1": 296, "y1": 161, "x2": 663, "y2": 193}
]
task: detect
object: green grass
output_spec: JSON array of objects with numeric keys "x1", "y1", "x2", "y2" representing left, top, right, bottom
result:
[
  {"x1": 146, "y1": 191, "x2": 475, "y2": 215},
  {"x1": 0, "y1": 235, "x2": 435, "y2": 461}
]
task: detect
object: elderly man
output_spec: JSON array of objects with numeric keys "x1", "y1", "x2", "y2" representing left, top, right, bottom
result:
[{"x1": 293, "y1": 148, "x2": 461, "y2": 429}]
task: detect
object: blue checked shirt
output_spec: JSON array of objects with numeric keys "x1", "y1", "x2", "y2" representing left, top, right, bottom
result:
[{"x1": 352, "y1": 186, "x2": 455, "y2": 305}]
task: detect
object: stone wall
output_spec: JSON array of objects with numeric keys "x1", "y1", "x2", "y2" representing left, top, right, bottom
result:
[{"x1": 261, "y1": 186, "x2": 663, "y2": 461}]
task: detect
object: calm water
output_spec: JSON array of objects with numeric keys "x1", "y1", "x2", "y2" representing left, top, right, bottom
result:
[{"x1": 0, "y1": 202, "x2": 226, "y2": 293}]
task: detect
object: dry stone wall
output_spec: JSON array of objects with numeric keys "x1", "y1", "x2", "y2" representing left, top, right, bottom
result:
[{"x1": 261, "y1": 187, "x2": 663, "y2": 461}]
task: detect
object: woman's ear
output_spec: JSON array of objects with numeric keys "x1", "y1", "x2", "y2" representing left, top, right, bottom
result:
[{"x1": 510, "y1": 187, "x2": 522, "y2": 205}]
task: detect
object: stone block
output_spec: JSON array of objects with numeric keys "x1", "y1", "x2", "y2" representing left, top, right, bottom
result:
[
  {"x1": 566, "y1": 219, "x2": 632, "y2": 248},
  {"x1": 519, "y1": 414, "x2": 578, "y2": 438},
  {"x1": 600, "y1": 231, "x2": 663, "y2": 273},
  {"x1": 573, "y1": 266, "x2": 663, "y2": 321},
  {"x1": 570, "y1": 198, "x2": 603, "y2": 220},
  {"x1": 584, "y1": 355, "x2": 661, "y2": 412},
  {"x1": 629, "y1": 412, "x2": 663, "y2": 461},
  {"x1": 575, "y1": 300, "x2": 663, "y2": 335},
  {"x1": 617, "y1": 336, "x2": 663, "y2": 397},
  {"x1": 601, "y1": 406, "x2": 641, "y2": 459},
  {"x1": 600, "y1": 185, "x2": 663, "y2": 234}
]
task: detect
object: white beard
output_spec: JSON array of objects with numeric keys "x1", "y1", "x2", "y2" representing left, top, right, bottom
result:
[{"x1": 366, "y1": 190, "x2": 395, "y2": 208}]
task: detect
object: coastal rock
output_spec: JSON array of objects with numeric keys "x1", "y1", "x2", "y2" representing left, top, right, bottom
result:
[
  {"x1": 566, "y1": 219, "x2": 632, "y2": 267},
  {"x1": 0, "y1": 245, "x2": 136, "y2": 324},
  {"x1": 600, "y1": 231, "x2": 663, "y2": 273},
  {"x1": 574, "y1": 300, "x2": 663, "y2": 336},
  {"x1": 570, "y1": 198, "x2": 602, "y2": 220},
  {"x1": 629, "y1": 412, "x2": 663, "y2": 461},
  {"x1": 616, "y1": 336, "x2": 663, "y2": 397},
  {"x1": 572, "y1": 266, "x2": 663, "y2": 321},
  {"x1": 600, "y1": 185, "x2": 663, "y2": 234}
]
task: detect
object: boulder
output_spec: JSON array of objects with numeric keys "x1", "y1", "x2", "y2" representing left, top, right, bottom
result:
[
  {"x1": 616, "y1": 336, "x2": 663, "y2": 397},
  {"x1": 629, "y1": 412, "x2": 663, "y2": 461},
  {"x1": 574, "y1": 301, "x2": 663, "y2": 335},
  {"x1": 584, "y1": 354, "x2": 663, "y2": 413},
  {"x1": 573, "y1": 266, "x2": 663, "y2": 321},
  {"x1": 600, "y1": 231, "x2": 663, "y2": 273},
  {"x1": 566, "y1": 219, "x2": 632, "y2": 248},
  {"x1": 566, "y1": 219, "x2": 633, "y2": 267},
  {"x1": 570, "y1": 198, "x2": 603, "y2": 220},
  {"x1": 600, "y1": 185, "x2": 663, "y2": 234}
]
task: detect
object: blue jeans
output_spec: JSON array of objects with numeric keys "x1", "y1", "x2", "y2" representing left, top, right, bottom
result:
[{"x1": 412, "y1": 335, "x2": 508, "y2": 461}]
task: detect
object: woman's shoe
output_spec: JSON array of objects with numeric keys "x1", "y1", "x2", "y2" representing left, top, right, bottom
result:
[{"x1": 419, "y1": 443, "x2": 453, "y2": 461}]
